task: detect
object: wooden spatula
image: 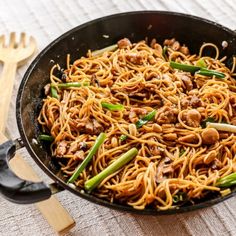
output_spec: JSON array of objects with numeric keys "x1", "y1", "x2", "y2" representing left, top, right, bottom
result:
[{"x1": 0, "y1": 32, "x2": 75, "y2": 234}]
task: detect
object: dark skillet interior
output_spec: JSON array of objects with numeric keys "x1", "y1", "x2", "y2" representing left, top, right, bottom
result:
[{"x1": 16, "y1": 11, "x2": 236, "y2": 214}]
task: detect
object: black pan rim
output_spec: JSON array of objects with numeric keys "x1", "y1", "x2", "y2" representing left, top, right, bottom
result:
[{"x1": 16, "y1": 10, "x2": 236, "y2": 215}]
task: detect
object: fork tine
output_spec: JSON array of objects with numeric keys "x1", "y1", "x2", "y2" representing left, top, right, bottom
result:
[
  {"x1": 19, "y1": 32, "x2": 26, "y2": 47},
  {"x1": 0, "y1": 35, "x2": 6, "y2": 48},
  {"x1": 29, "y1": 36, "x2": 37, "y2": 51},
  {"x1": 9, "y1": 32, "x2": 16, "y2": 48}
]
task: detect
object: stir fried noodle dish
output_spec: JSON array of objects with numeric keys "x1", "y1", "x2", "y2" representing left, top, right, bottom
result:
[{"x1": 38, "y1": 37, "x2": 236, "y2": 210}]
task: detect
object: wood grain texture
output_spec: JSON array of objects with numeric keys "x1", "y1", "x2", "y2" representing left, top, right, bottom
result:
[{"x1": 0, "y1": 32, "x2": 75, "y2": 234}]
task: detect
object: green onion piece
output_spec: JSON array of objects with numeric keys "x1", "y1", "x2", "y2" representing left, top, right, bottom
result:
[
  {"x1": 68, "y1": 133, "x2": 106, "y2": 183},
  {"x1": 170, "y1": 61, "x2": 200, "y2": 73},
  {"x1": 91, "y1": 44, "x2": 118, "y2": 57},
  {"x1": 120, "y1": 110, "x2": 156, "y2": 140},
  {"x1": 216, "y1": 173, "x2": 236, "y2": 188},
  {"x1": 136, "y1": 110, "x2": 157, "y2": 128},
  {"x1": 51, "y1": 86, "x2": 59, "y2": 99},
  {"x1": 84, "y1": 147, "x2": 138, "y2": 191},
  {"x1": 101, "y1": 102, "x2": 124, "y2": 111},
  {"x1": 206, "y1": 122, "x2": 236, "y2": 133},
  {"x1": 38, "y1": 134, "x2": 54, "y2": 142},
  {"x1": 196, "y1": 69, "x2": 225, "y2": 79},
  {"x1": 162, "y1": 46, "x2": 168, "y2": 61},
  {"x1": 170, "y1": 61, "x2": 225, "y2": 78},
  {"x1": 196, "y1": 58, "x2": 207, "y2": 68},
  {"x1": 56, "y1": 82, "x2": 90, "y2": 88},
  {"x1": 120, "y1": 134, "x2": 128, "y2": 141}
]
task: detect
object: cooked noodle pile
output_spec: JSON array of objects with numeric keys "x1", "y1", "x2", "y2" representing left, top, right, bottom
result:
[{"x1": 38, "y1": 38, "x2": 236, "y2": 210}]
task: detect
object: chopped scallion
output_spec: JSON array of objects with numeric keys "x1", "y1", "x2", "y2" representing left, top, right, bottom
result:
[
  {"x1": 68, "y1": 133, "x2": 106, "y2": 183},
  {"x1": 38, "y1": 134, "x2": 54, "y2": 142},
  {"x1": 170, "y1": 61, "x2": 225, "y2": 78},
  {"x1": 206, "y1": 122, "x2": 236, "y2": 133},
  {"x1": 50, "y1": 86, "x2": 58, "y2": 99},
  {"x1": 101, "y1": 102, "x2": 124, "y2": 111},
  {"x1": 216, "y1": 173, "x2": 236, "y2": 188},
  {"x1": 91, "y1": 44, "x2": 118, "y2": 57},
  {"x1": 136, "y1": 110, "x2": 157, "y2": 128},
  {"x1": 84, "y1": 148, "x2": 138, "y2": 191},
  {"x1": 56, "y1": 82, "x2": 89, "y2": 88}
]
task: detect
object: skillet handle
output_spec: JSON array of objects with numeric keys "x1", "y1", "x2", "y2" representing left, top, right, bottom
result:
[{"x1": 0, "y1": 140, "x2": 51, "y2": 204}]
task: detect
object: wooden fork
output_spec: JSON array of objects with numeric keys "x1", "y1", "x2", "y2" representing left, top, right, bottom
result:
[
  {"x1": 0, "y1": 32, "x2": 36, "y2": 132},
  {"x1": 0, "y1": 33, "x2": 75, "y2": 233}
]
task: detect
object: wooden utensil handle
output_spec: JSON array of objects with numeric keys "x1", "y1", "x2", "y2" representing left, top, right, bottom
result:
[
  {"x1": 0, "y1": 133, "x2": 75, "y2": 234},
  {"x1": 0, "y1": 62, "x2": 17, "y2": 133}
]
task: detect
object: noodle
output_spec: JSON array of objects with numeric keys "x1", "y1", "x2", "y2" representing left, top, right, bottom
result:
[{"x1": 38, "y1": 37, "x2": 236, "y2": 210}]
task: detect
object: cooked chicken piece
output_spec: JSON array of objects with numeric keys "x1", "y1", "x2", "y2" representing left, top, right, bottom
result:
[
  {"x1": 180, "y1": 97, "x2": 190, "y2": 109},
  {"x1": 150, "y1": 38, "x2": 157, "y2": 48},
  {"x1": 129, "y1": 108, "x2": 147, "y2": 123},
  {"x1": 211, "y1": 159, "x2": 223, "y2": 170},
  {"x1": 117, "y1": 38, "x2": 132, "y2": 49},
  {"x1": 181, "y1": 95, "x2": 202, "y2": 109},
  {"x1": 164, "y1": 38, "x2": 189, "y2": 54},
  {"x1": 180, "y1": 74, "x2": 193, "y2": 91},
  {"x1": 74, "y1": 150, "x2": 85, "y2": 160},
  {"x1": 67, "y1": 142, "x2": 78, "y2": 154},
  {"x1": 126, "y1": 53, "x2": 143, "y2": 64},
  {"x1": 189, "y1": 95, "x2": 202, "y2": 108},
  {"x1": 162, "y1": 74, "x2": 172, "y2": 86},
  {"x1": 56, "y1": 141, "x2": 67, "y2": 157},
  {"x1": 85, "y1": 121, "x2": 94, "y2": 133},
  {"x1": 179, "y1": 46, "x2": 190, "y2": 55},
  {"x1": 172, "y1": 41, "x2": 180, "y2": 51},
  {"x1": 156, "y1": 106, "x2": 177, "y2": 124},
  {"x1": 148, "y1": 55, "x2": 156, "y2": 65},
  {"x1": 92, "y1": 119, "x2": 103, "y2": 134},
  {"x1": 164, "y1": 38, "x2": 176, "y2": 46}
]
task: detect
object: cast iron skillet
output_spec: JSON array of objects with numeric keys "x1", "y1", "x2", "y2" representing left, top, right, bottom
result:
[{"x1": 0, "y1": 11, "x2": 236, "y2": 214}]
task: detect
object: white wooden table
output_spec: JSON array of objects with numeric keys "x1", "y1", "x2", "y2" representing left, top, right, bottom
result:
[{"x1": 1, "y1": 0, "x2": 236, "y2": 235}]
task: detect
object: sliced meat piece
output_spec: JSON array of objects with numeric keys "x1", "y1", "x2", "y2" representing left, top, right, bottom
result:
[
  {"x1": 156, "y1": 106, "x2": 177, "y2": 124},
  {"x1": 180, "y1": 74, "x2": 193, "y2": 91},
  {"x1": 85, "y1": 121, "x2": 94, "y2": 133},
  {"x1": 67, "y1": 142, "x2": 78, "y2": 154},
  {"x1": 56, "y1": 141, "x2": 67, "y2": 157},
  {"x1": 117, "y1": 38, "x2": 132, "y2": 49},
  {"x1": 93, "y1": 119, "x2": 103, "y2": 134}
]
